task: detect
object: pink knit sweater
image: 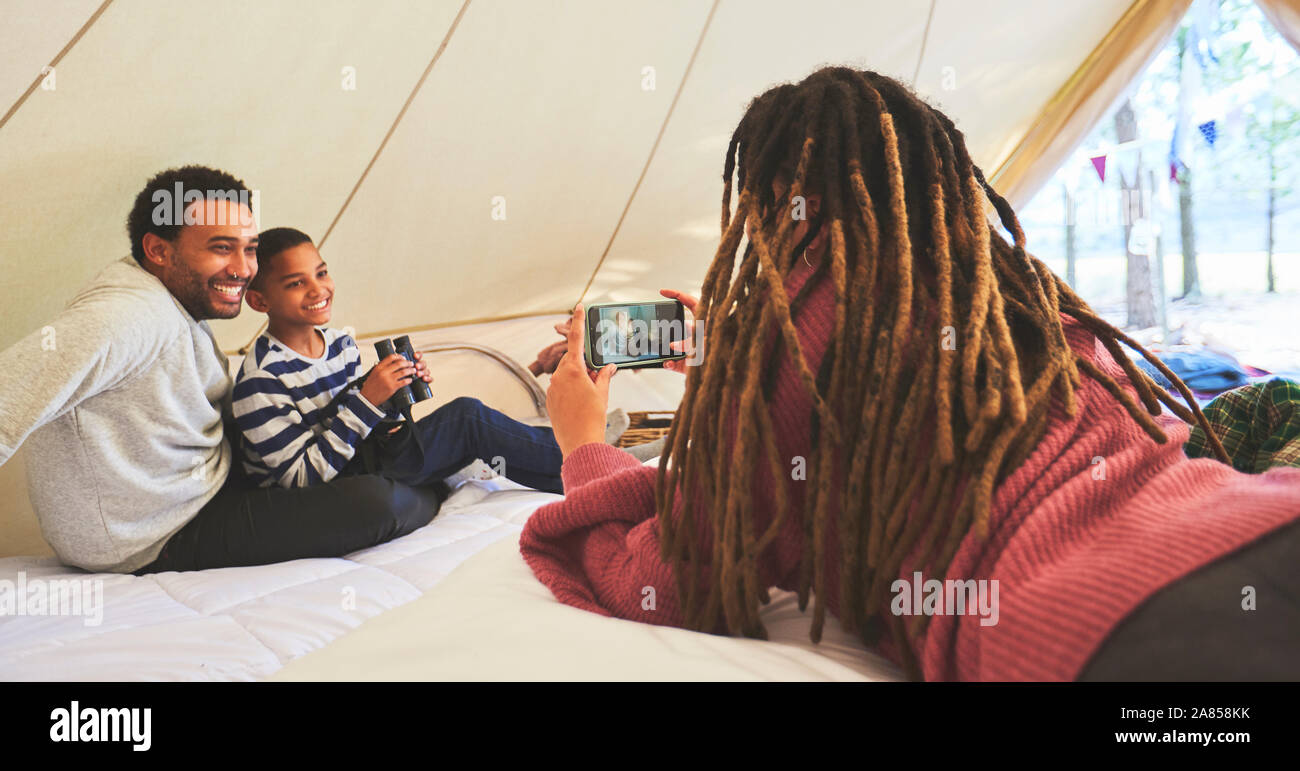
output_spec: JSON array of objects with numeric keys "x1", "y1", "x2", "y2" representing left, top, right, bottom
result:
[{"x1": 520, "y1": 259, "x2": 1300, "y2": 681}]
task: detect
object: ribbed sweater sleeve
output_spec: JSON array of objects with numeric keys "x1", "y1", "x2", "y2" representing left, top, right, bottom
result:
[
  {"x1": 0, "y1": 291, "x2": 170, "y2": 467},
  {"x1": 520, "y1": 442, "x2": 696, "y2": 627},
  {"x1": 521, "y1": 258, "x2": 826, "y2": 636}
]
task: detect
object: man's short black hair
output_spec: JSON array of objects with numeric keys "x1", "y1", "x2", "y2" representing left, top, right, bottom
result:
[
  {"x1": 126, "y1": 165, "x2": 252, "y2": 266},
  {"x1": 250, "y1": 227, "x2": 315, "y2": 292}
]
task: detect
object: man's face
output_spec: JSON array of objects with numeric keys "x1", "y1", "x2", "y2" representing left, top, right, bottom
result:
[{"x1": 145, "y1": 198, "x2": 258, "y2": 320}]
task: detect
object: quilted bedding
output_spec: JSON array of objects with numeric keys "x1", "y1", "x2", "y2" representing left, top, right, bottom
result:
[
  {"x1": 0, "y1": 477, "x2": 554, "y2": 681},
  {"x1": 1, "y1": 469, "x2": 903, "y2": 681}
]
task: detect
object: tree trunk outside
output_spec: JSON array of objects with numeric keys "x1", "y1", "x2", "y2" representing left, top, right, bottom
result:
[
  {"x1": 1175, "y1": 25, "x2": 1200, "y2": 299},
  {"x1": 1179, "y1": 171, "x2": 1200, "y2": 298},
  {"x1": 1267, "y1": 161, "x2": 1276, "y2": 293},
  {"x1": 1267, "y1": 68, "x2": 1278, "y2": 294},
  {"x1": 1151, "y1": 169, "x2": 1168, "y2": 336},
  {"x1": 1124, "y1": 174, "x2": 1159, "y2": 329},
  {"x1": 1116, "y1": 100, "x2": 1158, "y2": 328}
]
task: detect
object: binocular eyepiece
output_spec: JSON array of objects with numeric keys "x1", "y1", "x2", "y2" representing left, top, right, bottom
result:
[{"x1": 373, "y1": 335, "x2": 433, "y2": 411}]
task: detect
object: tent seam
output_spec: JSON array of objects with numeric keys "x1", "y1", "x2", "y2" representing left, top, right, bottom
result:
[
  {"x1": 240, "y1": 0, "x2": 474, "y2": 354},
  {"x1": 0, "y1": 0, "x2": 114, "y2": 134},
  {"x1": 910, "y1": 0, "x2": 938, "y2": 87},
  {"x1": 575, "y1": 0, "x2": 721, "y2": 306}
]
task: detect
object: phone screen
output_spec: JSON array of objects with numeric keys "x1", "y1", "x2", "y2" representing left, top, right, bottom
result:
[{"x1": 585, "y1": 300, "x2": 687, "y2": 369}]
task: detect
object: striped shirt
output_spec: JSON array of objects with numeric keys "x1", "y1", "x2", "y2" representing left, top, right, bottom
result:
[{"x1": 232, "y1": 328, "x2": 388, "y2": 488}]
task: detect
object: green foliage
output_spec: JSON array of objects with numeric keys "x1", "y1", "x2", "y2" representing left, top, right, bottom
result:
[{"x1": 1195, "y1": 0, "x2": 1299, "y2": 204}]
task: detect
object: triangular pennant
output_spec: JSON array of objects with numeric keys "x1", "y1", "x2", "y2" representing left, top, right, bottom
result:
[
  {"x1": 1197, "y1": 119, "x2": 1218, "y2": 148},
  {"x1": 1168, "y1": 158, "x2": 1190, "y2": 184},
  {"x1": 1091, "y1": 154, "x2": 1107, "y2": 182}
]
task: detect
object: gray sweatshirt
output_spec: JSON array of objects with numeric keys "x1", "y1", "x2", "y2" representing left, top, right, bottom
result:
[{"x1": 0, "y1": 256, "x2": 232, "y2": 572}]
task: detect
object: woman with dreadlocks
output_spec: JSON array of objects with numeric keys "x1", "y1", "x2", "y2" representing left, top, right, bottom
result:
[{"x1": 523, "y1": 66, "x2": 1300, "y2": 681}]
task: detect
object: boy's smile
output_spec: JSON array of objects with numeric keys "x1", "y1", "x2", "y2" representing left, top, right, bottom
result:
[{"x1": 299, "y1": 286, "x2": 332, "y2": 322}]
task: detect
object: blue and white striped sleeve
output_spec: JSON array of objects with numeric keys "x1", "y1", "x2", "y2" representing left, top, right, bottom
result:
[{"x1": 232, "y1": 367, "x2": 387, "y2": 488}]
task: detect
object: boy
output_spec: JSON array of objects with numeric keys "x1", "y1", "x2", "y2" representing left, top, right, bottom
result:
[{"x1": 233, "y1": 227, "x2": 565, "y2": 494}]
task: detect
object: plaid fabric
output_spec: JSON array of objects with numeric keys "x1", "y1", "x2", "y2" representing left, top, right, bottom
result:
[{"x1": 1185, "y1": 377, "x2": 1300, "y2": 473}]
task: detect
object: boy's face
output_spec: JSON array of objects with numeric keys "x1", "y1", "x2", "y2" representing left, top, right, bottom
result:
[{"x1": 246, "y1": 242, "x2": 334, "y2": 326}]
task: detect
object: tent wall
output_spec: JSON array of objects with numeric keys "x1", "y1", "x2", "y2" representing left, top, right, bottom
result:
[
  {"x1": 4, "y1": 0, "x2": 1214, "y2": 560},
  {"x1": 582, "y1": 0, "x2": 1141, "y2": 306},
  {"x1": 2, "y1": 0, "x2": 1151, "y2": 356}
]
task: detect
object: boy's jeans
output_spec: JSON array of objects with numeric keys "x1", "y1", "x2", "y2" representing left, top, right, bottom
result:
[
  {"x1": 366, "y1": 396, "x2": 564, "y2": 495},
  {"x1": 134, "y1": 397, "x2": 562, "y2": 574}
]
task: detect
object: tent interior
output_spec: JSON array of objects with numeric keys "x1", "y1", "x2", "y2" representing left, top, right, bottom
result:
[{"x1": 1, "y1": 0, "x2": 1294, "y2": 680}]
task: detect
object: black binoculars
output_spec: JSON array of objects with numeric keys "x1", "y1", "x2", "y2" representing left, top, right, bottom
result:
[{"x1": 373, "y1": 335, "x2": 433, "y2": 412}]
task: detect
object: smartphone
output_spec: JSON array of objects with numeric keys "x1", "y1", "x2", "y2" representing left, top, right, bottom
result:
[{"x1": 584, "y1": 300, "x2": 687, "y2": 370}]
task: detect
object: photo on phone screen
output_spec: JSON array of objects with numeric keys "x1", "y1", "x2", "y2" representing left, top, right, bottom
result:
[{"x1": 584, "y1": 300, "x2": 687, "y2": 370}]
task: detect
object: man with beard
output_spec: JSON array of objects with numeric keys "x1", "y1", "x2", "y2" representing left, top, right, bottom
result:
[{"x1": 0, "y1": 166, "x2": 443, "y2": 574}]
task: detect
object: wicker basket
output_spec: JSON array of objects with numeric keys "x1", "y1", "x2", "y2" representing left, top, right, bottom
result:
[{"x1": 615, "y1": 410, "x2": 675, "y2": 448}]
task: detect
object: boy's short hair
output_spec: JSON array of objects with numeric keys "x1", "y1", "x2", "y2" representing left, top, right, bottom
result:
[
  {"x1": 126, "y1": 165, "x2": 252, "y2": 266},
  {"x1": 250, "y1": 227, "x2": 315, "y2": 292}
]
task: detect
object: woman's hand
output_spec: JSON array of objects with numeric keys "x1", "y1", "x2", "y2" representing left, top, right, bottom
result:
[
  {"x1": 547, "y1": 304, "x2": 616, "y2": 458},
  {"x1": 659, "y1": 288, "x2": 700, "y2": 374}
]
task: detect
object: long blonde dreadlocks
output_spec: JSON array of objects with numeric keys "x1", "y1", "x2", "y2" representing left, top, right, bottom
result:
[{"x1": 653, "y1": 67, "x2": 1230, "y2": 680}]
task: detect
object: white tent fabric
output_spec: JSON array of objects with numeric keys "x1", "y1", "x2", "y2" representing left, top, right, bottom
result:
[{"x1": 0, "y1": 0, "x2": 1145, "y2": 355}]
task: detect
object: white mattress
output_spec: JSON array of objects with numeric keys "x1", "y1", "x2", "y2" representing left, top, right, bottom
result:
[
  {"x1": 0, "y1": 470, "x2": 902, "y2": 682},
  {"x1": 0, "y1": 476, "x2": 554, "y2": 681},
  {"x1": 272, "y1": 535, "x2": 905, "y2": 682}
]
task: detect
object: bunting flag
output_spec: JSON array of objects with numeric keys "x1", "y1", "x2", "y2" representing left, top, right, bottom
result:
[
  {"x1": 1168, "y1": 123, "x2": 1189, "y2": 183},
  {"x1": 1091, "y1": 154, "x2": 1107, "y2": 182},
  {"x1": 1197, "y1": 119, "x2": 1218, "y2": 147},
  {"x1": 1168, "y1": 126, "x2": 1179, "y2": 181},
  {"x1": 1175, "y1": 124, "x2": 1185, "y2": 182}
]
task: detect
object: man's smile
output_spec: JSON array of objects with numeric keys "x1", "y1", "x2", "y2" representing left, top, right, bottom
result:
[{"x1": 211, "y1": 279, "x2": 246, "y2": 302}]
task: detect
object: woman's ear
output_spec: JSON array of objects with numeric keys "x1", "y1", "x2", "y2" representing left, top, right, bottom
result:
[{"x1": 809, "y1": 224, "x2": 829, "y2": 255}]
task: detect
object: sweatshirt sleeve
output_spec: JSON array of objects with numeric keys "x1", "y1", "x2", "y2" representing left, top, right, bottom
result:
[
  {"x1": 231, "y1": 367, "x2": 386, "y2": 488},
  {"x1": 0, "y1": 292, "x2": 170, "y2": 467},
  {"x1": 519, "y1": 442, "x2": 697, "y2": 629}
]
